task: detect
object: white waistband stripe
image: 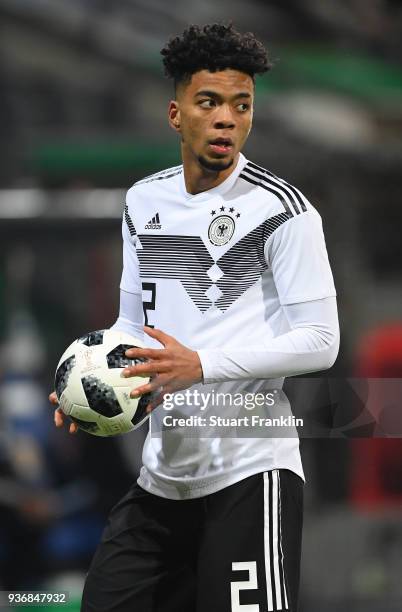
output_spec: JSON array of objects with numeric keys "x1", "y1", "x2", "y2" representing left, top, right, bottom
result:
[{"x1": 263, "y1": 470, "x2": 289, "y2": 611}]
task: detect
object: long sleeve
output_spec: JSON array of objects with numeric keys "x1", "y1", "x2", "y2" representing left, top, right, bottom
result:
[
  {"x1": 110, "y1": 289, "x2": 144, "y2": 340},
  {"x1": 110, "y1": 204, "x2": 144, "y2": 339},
  {"x1": 197, "y1": 296, "x2": 339, "y2": 383}
]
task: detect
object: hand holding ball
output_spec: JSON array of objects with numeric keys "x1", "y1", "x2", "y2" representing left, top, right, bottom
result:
[{"x1": 54, "y1": 329, "x2": 150, "y2": 436}]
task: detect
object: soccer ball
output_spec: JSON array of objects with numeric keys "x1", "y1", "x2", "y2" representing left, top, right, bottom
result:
[{"x1": 54, "y1": 329, "x2": 151, "y2": 436}]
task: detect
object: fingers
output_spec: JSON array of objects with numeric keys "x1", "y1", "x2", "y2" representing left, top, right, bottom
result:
[
  {"x1": 143, "y1": 326, "x2": 172, "y2": 346},
  {"x1": 49, "y1": 391, "x2": 58, "y2": 405},
  {"x1": 130, "y1": 375, "x2": 170, "y2": 399},
  {"x1": 125, "y1": 327, "x2": 174, "y2": 359},
  {"x1": 131, "y1": 382, "x2": 151, "y2": 398},
  {"x1": 69, "y1": 422, "x2": 79, "y2": 434},
  {"x1": 130, "y1": 370, "x2": 177, "y2": 402},
  {"x1": 54, "y1": 407, "x2": 78, "y2": 434},
  {"x1": 124, "y1": 347, "x2": 163, "y2": 360},
  {"x1": 122, "y1": 360, "x2": 170, "y2": 378},
  {"x1": 54, "y1": 408, "x2": 64, "y2": 427}
]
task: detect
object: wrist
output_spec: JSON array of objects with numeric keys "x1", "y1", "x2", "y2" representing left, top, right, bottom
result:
[{"x1": 192, "y1": 350, "x2": 204, "y2": 383}]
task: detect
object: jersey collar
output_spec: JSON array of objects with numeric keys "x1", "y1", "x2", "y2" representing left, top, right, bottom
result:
[{"x1": 179, "y1": 153, "x2": 248, "y2": 202}]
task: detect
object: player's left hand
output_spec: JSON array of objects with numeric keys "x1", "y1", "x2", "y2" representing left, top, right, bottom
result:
[{"x1": 123, "y1": 326, "x2": 203, "y2": 412}]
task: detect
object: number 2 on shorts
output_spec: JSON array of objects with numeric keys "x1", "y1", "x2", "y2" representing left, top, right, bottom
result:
[{"x1": 231, "y1": 561, "x2": 259, "y2": 611}]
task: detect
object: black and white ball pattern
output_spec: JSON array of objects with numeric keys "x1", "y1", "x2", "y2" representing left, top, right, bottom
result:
[
  {"x1": 54, "y1": 329, "x2": 150, "y2": 436},
  {"x1": 55, "y1": 355, "x2": 76, "y2": 398}
]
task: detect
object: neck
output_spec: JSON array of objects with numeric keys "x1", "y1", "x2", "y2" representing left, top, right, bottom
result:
[{"x1": 181, "y1": 145, "x2": 239, "y2": 195}]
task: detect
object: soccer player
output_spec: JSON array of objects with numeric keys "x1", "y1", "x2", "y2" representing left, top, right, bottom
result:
[{"x1": 51, "y1": 23, "x2": 339, "y2": 612}]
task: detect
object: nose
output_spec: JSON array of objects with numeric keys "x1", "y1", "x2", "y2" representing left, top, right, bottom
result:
[{"x1": 214, "y1": 104, "x2": 235, "y2": 129}]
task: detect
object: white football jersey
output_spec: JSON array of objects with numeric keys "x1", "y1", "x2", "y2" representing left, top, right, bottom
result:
[{"x1": 121, "y1": 153, "x2": 336, "y2": 499}]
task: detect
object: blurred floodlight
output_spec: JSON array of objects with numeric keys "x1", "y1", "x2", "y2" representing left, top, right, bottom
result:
[
  {"x1": 0, "y1": 190, "x2": 46, "y2": 217},
  {"x1": 0, "y1": 189, "x2": 125, "y2": 218},
  {"x1": 269, "y1": 93, "x2": 374, "y2": 150}
]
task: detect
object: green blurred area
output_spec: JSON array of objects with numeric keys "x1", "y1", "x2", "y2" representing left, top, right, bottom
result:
[
  {"x1": 31, "y1": 142, "x2": 180, "y2": 179},
  {"x1": 259, "y1": 47, "x2": 402, "y2": 100},
  {"x1": 29, "y1": 46, "x2": 402, "y2": 180}
]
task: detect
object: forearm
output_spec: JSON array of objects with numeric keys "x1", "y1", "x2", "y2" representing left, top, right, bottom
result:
[
  {"x1": 110, "y1": 289, "x2": 144, "y2": 339},
  {"x1": 198, "y1": 297, "x2": 339, "y2": 383}
]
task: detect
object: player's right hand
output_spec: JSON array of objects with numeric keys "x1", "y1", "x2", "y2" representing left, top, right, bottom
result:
[{"x1": 49, "y1": 391, "x2": 78, "y2": 434}]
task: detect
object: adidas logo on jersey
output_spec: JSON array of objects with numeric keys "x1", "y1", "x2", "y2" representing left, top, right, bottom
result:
[{"x1": 145, "y1": 213, "x2": 162, "y2": 230}]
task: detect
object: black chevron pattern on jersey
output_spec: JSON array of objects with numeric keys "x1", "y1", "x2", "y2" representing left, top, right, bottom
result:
[
  {"x1": 215, "y1": 212, "x2": 290, "y2": 310},
  {"x1": 243, "y1": 162, "x2": 308, "y2": 214},
  {"x1": 137, "y1": 234, "x2": 215, "y2": 312},
  {"x1": 124, "y1": 203, "x2": 136, "y2": 237},
  {"x1": 136, "y1": 211, "x2": 291, "y2": 313}
]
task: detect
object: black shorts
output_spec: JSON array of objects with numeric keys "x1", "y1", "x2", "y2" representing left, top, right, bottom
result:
[{"x1": 81, "y1": 469, "x2": 303, "y2": 612}]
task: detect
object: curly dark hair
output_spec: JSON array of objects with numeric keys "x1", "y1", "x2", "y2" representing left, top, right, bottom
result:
[{"x1": 161, "y1": 23, "x2": 270, "y2": 87}]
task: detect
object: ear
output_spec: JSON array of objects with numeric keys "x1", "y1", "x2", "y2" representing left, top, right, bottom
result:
[{"x1": 168, "y1": 100, "x2": 181, "y2": 132}]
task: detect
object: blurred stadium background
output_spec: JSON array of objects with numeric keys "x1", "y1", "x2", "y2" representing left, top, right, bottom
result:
[{"x1": 0, "y1": 1, "x2": 402, "y2": 610}]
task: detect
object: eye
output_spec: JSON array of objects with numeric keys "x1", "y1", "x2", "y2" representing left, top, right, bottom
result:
[
  {"x1": 199, "y1": 99, "x2": 216, "y2": 109},
  {"x1": 237, "y1": 103, "x2": 250, "y2": 112}
]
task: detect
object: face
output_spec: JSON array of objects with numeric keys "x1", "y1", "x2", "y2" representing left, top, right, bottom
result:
[{"x1": 169, "y1": 69, "x2": 254, "y2": 173}]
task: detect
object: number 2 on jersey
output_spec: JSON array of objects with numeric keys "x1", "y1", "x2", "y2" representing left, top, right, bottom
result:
[{"x1": 142, "y1": 282, "x2": 156, "y2": 328}]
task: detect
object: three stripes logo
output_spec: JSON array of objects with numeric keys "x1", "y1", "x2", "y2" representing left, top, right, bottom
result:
[
  {"x1": 145, "y1": 213, "x2": 162, "y2": 230},
  {"x1": 240, "y1": 162, "x2": 307, "y2": 217}
]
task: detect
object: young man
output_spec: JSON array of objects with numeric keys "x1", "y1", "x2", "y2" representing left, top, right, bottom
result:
[{"x1": 52, "y1": 23, "x2": 339, "y2": 612}]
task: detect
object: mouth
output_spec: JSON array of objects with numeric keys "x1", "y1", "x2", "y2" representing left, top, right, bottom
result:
[{"x1": 208, "y1": 138, "x2": 233, "y2": 155}]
